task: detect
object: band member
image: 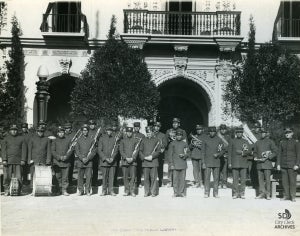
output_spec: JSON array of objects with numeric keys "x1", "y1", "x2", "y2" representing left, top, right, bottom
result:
[
  {"x1": 64, "y1": 122, "x2": 76, "y2": 185},
  {"x1": 189, "y1": 125, "x2": 206, "y2": 188},
  {"x1": 88, "y1": 119, "x2": 101, "y2": 188},
  {"x1": 203, "y1": 126, "x2": 224, "y2": 198},
  {"x1": 165, "y1": 118, "x2": 187, "y2": 188},
  {"x1": 133, "y1": 122, "x2": 145, "y2": 188},
  {"x1": 111, "y1": 120, "x2": 123, "y2": 187},
  {"x1": 249, "y1": 122, "x2": 261, "y2": 185},
  {"x1": 75, "y1": 124, "x2": 96, "y2": 196},
  {"x1": 119, "y1": 127, "x2": 140, "y2": 197},
  {"x1": 51, "y1": 126, "x2": 72, "y2": 196},
  {"x1": 139, "y1": 126, "x2": 161, "y2": 197},
  {"x1": 98, "y1": 125, "x2": 119, "y2": 196},
  {"x1": 168, "y1": 130, "x2": 189, "y2": 197},
  {"x1": 37, "y1": 121, "x2": 53, "y2": 137},
  {"x1": 228, "y1": 127, "x2": 251, "y2": 199},
  {"x1": 28, "y1": 126, "x2": 52, "y2": 189},
  {"x1": 20, "y1": 123, "x2": 31, "y2": 184},
  {"x1": 2, "y1": 124, "x2": 27, "y2": 196},
  {"x1": 153, "y1": 121, "x2": 168, "y2": 187},
  {"x1": 0, "y1": 126, "x2": 6, "y2": 191},
  {"x1": 253, "y1": 128, "x2": 277, "y2": 200},
  {"x1": 276, "y1": 128, "x2": 300, "y2": 202},
  {"x1": 218, "y1": 124, "x2": 231, "y2": 188}
]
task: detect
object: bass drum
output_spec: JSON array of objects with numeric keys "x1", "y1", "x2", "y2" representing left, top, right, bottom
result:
[{"x1": 33, "y1": 165, "x2": 53, "y2": 196}]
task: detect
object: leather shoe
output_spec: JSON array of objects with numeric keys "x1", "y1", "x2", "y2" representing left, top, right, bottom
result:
[
  {"x1": 62, "y1": 191, "x2": 69, "y2": 196},
  {"x1": 204, "y1": 194, "x2": 209, "y2": 198},
  {"x1": 77, "y1": 191, "x2": 83, "y2": 196},
  {"x1": 110, "y1": 192, "x2": 117, "y2": 196},
  {"x1": 232, "y1": 195, "x2": 238, "y2": 199},
  {"x1": 291, "y1": 198, "x2": 296, "y2": 202},
  {"x1": 255, "y1": 194, "x2": 265, "y2": 199},
  {"x1": 100, "y1": 192, "x2": 107, "y2": 196},
  {"x1": 131, "y1": 193, "x2": 136, "y2": 197},
  {"x1": 123, "y1": 192, "x2": 129, "y2": 196}
]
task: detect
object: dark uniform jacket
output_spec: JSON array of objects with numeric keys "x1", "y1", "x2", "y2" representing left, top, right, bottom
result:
[
  {"x1": 28, "y1": 135, "x2": 51, "y2": 165},
  {"x1": 51, "y1": 137, "x2": 72, "y2": 167},
  {"x1": 119, "y1": 137, "x2": 140, "y2": 166},
  {"x1": 75, "y1": 135, "x2": 96, "y2": 168},
  {"x1": 276, "y1": 139, "x2": 300, "y2": 168},
  {"x1": 253, "y1": 138, "x2": 277, "y2": 170},
  {"x1": 228, "y1": 138, "x2": 251, "y2": 168},
  {"x1": 2, "y1": 134, "x2": 27, "y2": 164},
  {"x1": 139, "y1": 136, "x2": 161, "y2": 168},
  {"x1": 168, "y1": 140, "x2": 189, "y2": 170},
  {"x1": 190, "y1": 134, "x2": 207, "y2": 160},
  {"x1": 218, "y1": 133, "x2": 231, "y2": 159},
  {"x1": 97, "y1": 134, "x2": 118, "y2": 167},
  {"x1": 203, "y1": 135, "x2": 224, "y2": 168}
]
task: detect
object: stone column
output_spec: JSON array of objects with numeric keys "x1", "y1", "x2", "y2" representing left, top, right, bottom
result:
[{"x1": 36, "y1": 65, "x2": 50, "y2": 123}]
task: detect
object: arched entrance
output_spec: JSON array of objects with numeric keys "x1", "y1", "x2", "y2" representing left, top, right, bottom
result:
[
  {"x1": 157, "y1": 76, "x2": 212, "y2": 135},
  {"x1": 47, "y1": 74, "x2": 76, "y2": 123}
]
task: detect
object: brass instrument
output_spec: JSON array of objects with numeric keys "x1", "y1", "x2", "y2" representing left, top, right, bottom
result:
[
  {"x1": 242, "y1": 123, "x2": 258, "y2": 144},
  {"x1": 131, "y1": 137, "x2": 143, "y2": 159},
  {"x1": 151, "y1": 141, "x2": 160, "y2": 155},
  {"x1": 110, "y1": 127, "x2": 124, "y2": 158},
  {"x1": 242, "y1": 143, "x2": 249, "y2": 157},
  {"x1": 217, "y1": 132, "x2": 229, "y2": 147},
  {"x1": 190, "y1": 134, "x2": 202, "y2": 149},
  {"x1": 66, "y1": 129, "x2": 82, "y2": 156},
  {"x1": 217, "y1": 143, "x2": 223, "y2": 152},
  {"x1": 86, "y1": 127, "x2": 102, "y2": 160}
]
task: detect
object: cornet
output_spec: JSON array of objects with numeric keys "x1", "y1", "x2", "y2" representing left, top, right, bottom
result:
[{"x1": 190, "y1": 134, "x2": 202, "y2": 149}]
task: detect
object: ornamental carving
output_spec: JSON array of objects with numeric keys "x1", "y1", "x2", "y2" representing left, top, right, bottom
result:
[
  {"x1": 149, "y1": 69, "x2": 174, "y2": 80},
  {"x1": 174, "y1": 57, "x2": 187, "y2": 76},
  {"x1": 215, "y1": 60, "x2": 235, "y2": 80},
  {"x1": 59, "y1": 58, "x2": 72, "y2": 74},
  {"x1": 187, "y1": 70, "x2": 215, "y2": 90}
]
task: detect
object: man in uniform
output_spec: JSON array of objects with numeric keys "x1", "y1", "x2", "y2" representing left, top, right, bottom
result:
[
  {"x1": 111, "y1": 120, "x2": 122, "y2": 187},
  {"x1": 51, "y1": 126, "x2": 72, "y2": 196},
  {"x1": 228, "y1": 127, "x2": 251, "y2": 199},
  {"x1": 218, "y1": 124, "x2": 231, "y2": 189},
  {"x1": 253, "y1": 128, "x2": 277, "y2": 200},
  {"x1": 133, "y1": 122, "x2": 145, "y2": 188},
  {"x1": 119, "y1": 127, "x2": 140, "y2": 197},
  {"x1": 189, "y1": 124, "x2": 206, "y2": 188},
  {"x1": 2, "y1": 124, "x2": 27, "y2": 196},
  {"x1": 168, "y1": 130, "x2": 189, "y2": 197},
  {"x1": 20, "y1": 123, "x2": 31, "y2": 185},
  {"x1": 139, "y1": 126, "x2": 161, "y2": 197},
  {"x1": 98, "y1": 124, "x2": 119, "y2": 196},
  {"x1": 64, "y1": 122, "x2": 77, "y2": 186},
  {"x1": 75, "y1": 124, "x2": 96, "y2": 196},
  {"x1": 153, "y1": 121, "x2": 167, "y2": 187},
  {"x1": 276, "y1": 128, "x2": 300, "y2": 202},
  {"x1": 249, "y1": 122, "x2": 261, "y2": 186},
  {"x1": 203, "y1": 126, "x2": 224, "y2": 198},
  {"x1": 28, "y1": 126, "x2": 52, "y2": 190},
  {"x1": 165, "y1": 118, "x2": 187, "y2": 187},
  {"x1": 0, "y1": 126, "x2": 6, "y2": 192},
  {"x1": 38, "y1": 121, "x2": 53, "y2": 137},
  {"x1": 88, "y1": 119, "x2": 101, "y2": 188}
]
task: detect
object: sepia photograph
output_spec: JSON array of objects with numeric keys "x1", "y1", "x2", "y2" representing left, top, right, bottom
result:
[{"x1": 0, "y1": 0, "x2": 300, "y2": 235}]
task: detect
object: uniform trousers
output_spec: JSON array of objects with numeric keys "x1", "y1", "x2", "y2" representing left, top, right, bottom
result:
[
  {"x1": 173, "y1": 169, "x2": 186, "y2": 196},
  {"x1": 53, "y1": 165, "x2": 69, "y2": 192},
  {"x1": 281, "y1": 168, "x2": 297, "y2": 199},
  {"x1": 122, "y1": 165, "x2": 136, "y2": 194},
  {"x1": 204, "y1": 167, "x2": 219, "y2": 196},
  {"x1": 192, "y1": 159, "x2": 203, "y2": 184},
  {"x1": 77, "y1": 167, "x2": 93, "y2": 194},
  {"x1": 232, "y1": 168, "x2": 247, "y2": 196},
  {"x1": 3, "y1": 165, "x2": 22, "y2": 191},
  {"x1": 101, "y1": 166, "x2": 116, "y2": 194},
  {"x1": 257, "y1": 169, "x2": 271, "y2": 196},
  {"x1": 143, "y1": 167, "x2": 158, "y2": 195},
  {"x1": 220, "y1": 157, "x2": 228, "y2": 185}
]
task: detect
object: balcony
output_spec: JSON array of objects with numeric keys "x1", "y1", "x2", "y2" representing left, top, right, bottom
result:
[
  {"x1": 274, "y1": 18, "x2": 300, "y2": 38},
  {"x1": 124, "y1": 10, "x2": 241, "y2": 36},
  {"x1": 40, "y1": 13, "x2": 88, "y2": 39}
]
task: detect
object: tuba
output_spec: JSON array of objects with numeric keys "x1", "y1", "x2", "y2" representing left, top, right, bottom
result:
[{"x1": 190, "y1": 134, "x2": 202, "y2": 149}]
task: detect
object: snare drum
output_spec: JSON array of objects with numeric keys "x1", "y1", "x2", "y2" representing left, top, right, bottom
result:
[
  {"x1": 9, "y1": 178, "x2": 20, "y2": 196},
  {"x1": 33, "y1": 165, "x2": 53, "y2": 196}
]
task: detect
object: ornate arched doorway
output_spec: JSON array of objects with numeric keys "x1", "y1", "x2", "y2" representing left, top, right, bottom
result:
[{"x1": 156, "y1": 76, "x2": 213, "y2": 134}]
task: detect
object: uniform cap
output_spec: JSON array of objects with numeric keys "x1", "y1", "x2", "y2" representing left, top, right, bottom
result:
[
  {"x1": 196, "y1": 124, "x2": 204, "y2": 130},
  {"x1": 64, "y1": 122, "x2": 72, "y2": 128},
  {"x1": 145, "y1": 126, "x2": 153, "y2": 133},
  {"x1": 81, "y1": 124, "x2": 89, "y2": 130},
  {"x1": 284, "y1": 127, "x2": 293, "y2": 133},
  {"x1": 36, "y1": 126, "x2": 45, "y2": 132},
  {"x1": 235, "y1": 127, "x2": 244, "y2": 133},
  {"x1": 9, "y1": 124, "x2": 18, "y2": 130},
  {"x1": 220, "y1": 124, "x2": 227, "y2": 130},
  {"x1": 254, "y1": 122, "x2": 261, "y2": 128},
  {"x1": 38, "y1": 121, "x2": 47, "y2": 126},
  {"x1": 133, "y1": 122, "x2": 140, "y2": 127},
  {"x1": 21, "y1": 123, "x2": 28, "y2": 128},
  {"x1": 176, "y1": 130, "x2": 183, "y2": 136},
  {"x1": 111, "y1": 121, "x2": 118, "y2": 127},
  {"x1": 173, "y1": 118, "x2": 180, "y2": 123},
  {"x1": 106, "y1": 125, "x2": 113, "y2": 131},
  {"x1": 260, "y1": 127, "x2": 268, "y2": 133},
  {"x1": 208, "y1": 126, "x2": 217, "y2": 132},
  {"x1": 126, "y1": 127, "x2": 133, "y2": 132},
  {"x1": 154, "y1": 121, "x2": 162, "y2": 127},
  {"x1": 88, "y1": 119, "x2": 96, "y2": 125},
  {"x1": 57, "y1": 126, "x2": 65, "y2": 132}
]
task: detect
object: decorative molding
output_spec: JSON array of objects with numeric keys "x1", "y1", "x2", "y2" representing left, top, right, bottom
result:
[
  {"x1": 149, "y1": 69, "x2": 174, "y2": 80},
  {"x1": 23, "y1": 49, "x2": 38, "y2": 56},
  {"x1": 187, "y1": 70, "x2": 215, "y2": 90},
  {"x1": 52, "y1": 50, "x2": 79, "y2": 57},
  {"x1": 174, "y1": 57, "x2": 188, "y2": 76},
  {"x1": 174, "y1": 45, "x2": 188, "y2": 52},
  {"x1": 59, "y1": 58, "x2": 72, "y2": 74},
  {"x1": 215, "y1": 60, "x2": 235, "y2": 79}
]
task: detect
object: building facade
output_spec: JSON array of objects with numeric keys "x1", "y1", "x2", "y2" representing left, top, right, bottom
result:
[{"x1": 0, "y1": 0, "x2": 285, "y2": 133}]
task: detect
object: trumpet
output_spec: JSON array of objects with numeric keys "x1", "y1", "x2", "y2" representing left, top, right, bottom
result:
[
  {"x1": 66, "y1": 129, "x2": 82, "y2": 156},
  {"x1": 217, "y1": 143, "x2": 223, "y2": 152},
  {"x1": 190, "y1": 134, "x2": 202, "y2": 149}
]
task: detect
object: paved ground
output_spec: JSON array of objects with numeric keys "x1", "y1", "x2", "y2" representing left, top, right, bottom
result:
[{"x1": 1, "y1": 162, "x2": 300, "y2": 236}]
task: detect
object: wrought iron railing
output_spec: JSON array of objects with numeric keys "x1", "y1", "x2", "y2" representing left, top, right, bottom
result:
[
  {"x1": 275, "y1": 18, "x2": 300, "y2": 37},
  {"x1": 40, "y1": 13, "x2": 88, "y2": 35},
  {"x1": 124, "y1": 10, "x2": 241, "y2": 36}
]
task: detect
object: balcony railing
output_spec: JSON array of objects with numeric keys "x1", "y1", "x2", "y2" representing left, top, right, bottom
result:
[
  {"x1": 275, "y1": 18, "x2": 300, "y2": 38},
  {"x1": 124, "y1": 10, "x2": 241, "y2": 36},
  {"x1": 40, "y1": 13, "x2": 88, "y2": 37}
]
